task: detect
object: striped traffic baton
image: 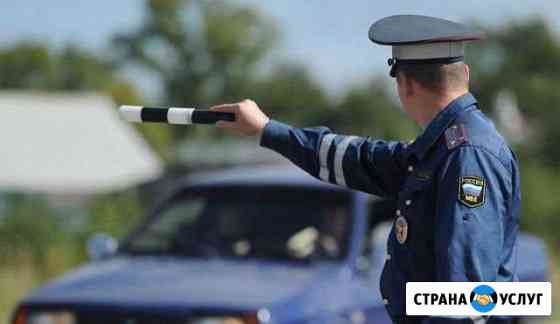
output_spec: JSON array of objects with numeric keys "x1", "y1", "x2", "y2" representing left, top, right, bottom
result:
[{"x1": 119, "y1": 105, "x2": 235, "y2": 125}]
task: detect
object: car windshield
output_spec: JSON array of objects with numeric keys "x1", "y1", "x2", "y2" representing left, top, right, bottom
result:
[{"x1": 122, "y1": 186, "x2": 352, "y2": 262}]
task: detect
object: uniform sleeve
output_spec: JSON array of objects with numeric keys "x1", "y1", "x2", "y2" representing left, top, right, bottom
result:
[
  {"x1": 259, "y1": 120, "x2": 408, "y2": 197},
  {"x1": 434, "y1": 146, "x2": 511, "y2": 282}
]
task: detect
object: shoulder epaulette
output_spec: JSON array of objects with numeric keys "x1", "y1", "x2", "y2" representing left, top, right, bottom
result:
[{"x1": 444, "y1": 124, "x2": 468, "y2": 150}]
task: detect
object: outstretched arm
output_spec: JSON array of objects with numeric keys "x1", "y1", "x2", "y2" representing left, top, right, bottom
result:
[{"x1": 211, "y1": 100, "x2": 408, "y2": 197}]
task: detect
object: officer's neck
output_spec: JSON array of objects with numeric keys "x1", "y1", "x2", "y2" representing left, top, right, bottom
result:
[{"x1": 414, "y1": 89, "x2": 469, "y2": 128}]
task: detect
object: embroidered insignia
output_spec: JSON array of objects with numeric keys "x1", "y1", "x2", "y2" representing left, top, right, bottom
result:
[
  {"x1": 445, "y1": 124, "x2": 468, "y2": 149},
  {"x1": 394, "y1": 216, "x2": 408, "y2": 244},
  {"x1": 458, "y1": 176, "x2": 486, "y2": 207}
]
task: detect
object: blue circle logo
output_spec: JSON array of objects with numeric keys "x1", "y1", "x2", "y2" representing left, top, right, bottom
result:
[{"x1": 470, "y1": 285, "x2": 497, "y2": 313}]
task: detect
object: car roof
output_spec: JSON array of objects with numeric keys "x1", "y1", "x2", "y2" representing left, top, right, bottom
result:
[{"x1": 183, "y1": 164, "x2": 345, "y2": 191}]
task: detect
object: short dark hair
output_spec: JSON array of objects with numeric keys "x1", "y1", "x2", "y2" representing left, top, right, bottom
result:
[{"x1": 396, "y1": 62, "x2": 468, "y2": 93}]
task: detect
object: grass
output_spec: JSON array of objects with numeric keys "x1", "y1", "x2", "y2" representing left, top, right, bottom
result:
[
  {"x1": 0, "y1": 264, "x2": 37, "y2": 322},
  {"x1": 0, "y1": 247, "x2": 81, "y2": 323},
  {"x1": 549, "y1": 255, "x2": 560, "y2": 320}
]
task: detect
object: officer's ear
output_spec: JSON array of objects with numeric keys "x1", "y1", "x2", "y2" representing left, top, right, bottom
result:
[
  {"x1": 464, "y1": 64, "x2": 470, "y2": 84},
  {"x1": 396, "y1": 71, "x2": 415, "y2": 97}
]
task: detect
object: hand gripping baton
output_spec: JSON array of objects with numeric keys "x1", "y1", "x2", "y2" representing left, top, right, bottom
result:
[{"x1": 119, "y1": 106, "x2": 236, "y2": 125}]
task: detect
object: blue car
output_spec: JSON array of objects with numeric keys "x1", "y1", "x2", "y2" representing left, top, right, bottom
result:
[{"x1": 12, "y1": 166, "x2": 548, "y2": 324}]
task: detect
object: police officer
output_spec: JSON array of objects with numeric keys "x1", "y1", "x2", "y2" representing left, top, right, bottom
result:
[{"x1": 211, "y1": 15, "x2": 520, "y2": 324}]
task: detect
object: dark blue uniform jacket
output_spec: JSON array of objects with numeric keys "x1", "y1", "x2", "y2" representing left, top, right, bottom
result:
[{"x1": 260, "y1": 93, "x2": 520, "y2": 323}]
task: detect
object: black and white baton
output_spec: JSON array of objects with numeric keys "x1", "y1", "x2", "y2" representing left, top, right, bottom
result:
[{"x1": 119, "y1": 106, "x2": 236, "y2": 125}]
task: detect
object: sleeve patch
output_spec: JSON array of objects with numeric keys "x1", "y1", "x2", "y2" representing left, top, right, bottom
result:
[{"x1": 458, "y1": 176, "x2": 486, "y2": 207}]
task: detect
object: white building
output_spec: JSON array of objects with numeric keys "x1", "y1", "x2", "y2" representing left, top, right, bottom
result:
[{"x1": 0, "y1": 91, "x2": 163, "y2": 194}]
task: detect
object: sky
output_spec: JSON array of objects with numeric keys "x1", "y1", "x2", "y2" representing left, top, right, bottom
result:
[{"x1": 1, "y1": 0, "x2": 559, "y2": 94}]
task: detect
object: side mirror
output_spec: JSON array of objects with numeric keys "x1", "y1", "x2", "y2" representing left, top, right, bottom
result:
[
  {"x1": 369, "y1": 221, "x2": 392, "y2": 267},
  {"x1": 86, "y1": 233, "x2": 118, "y2": 261},
  {"x1": 355, "y1": 222, "x2": 392, "y2": 274}
]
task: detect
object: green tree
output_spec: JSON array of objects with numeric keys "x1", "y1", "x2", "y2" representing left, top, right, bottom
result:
[
  {"x1": 468, "y1": 18, "x2": 560, "y2": 242},
  {"x1": 470, "y1": 19, "x2": 560, "y2": 165},
  {"x1": 331, "y1": 79, "x2": 417, "y2": 139},
  {"x1": 113, "y1": 0, "x2": 276, "y2": 140},
  {"x1": 248, "y1": 63, "x2": 330, "y2": 127},
  {"x1": 0, "y1": 194, "x2": 64, "y2": 275},
  {"x1": 0, "y1": 43, "x2": 53, "y2": 89},
  {"x1": 0, "y1": 42, "x2": 140, "y2": 105}
]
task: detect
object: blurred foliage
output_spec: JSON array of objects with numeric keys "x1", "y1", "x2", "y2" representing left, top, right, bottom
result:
[
  {"x1": 84, "y1": 191, "x2": 144, "y2": 239},
  {"x1": 332, "y1": 79, "x2": 416, "y2": 139},
  {"x1": 0, "y1": 191, "x2": 143, "y2": 276},
  {"x1": 468, "y1": 19, "x2": 560, "y2": 245},
  {"x1": 0, "y1": 195, "x2": 63, "y2": 270},
  {"x1": 470, "y1": 19, "x2": 560, "y2": 165},
  {"x1": 247, "y1": 63, "x2": 330, "y2": 127},
  {"x1": 131, "y1": 0, "x2": 276, "y2": 104},
  {"x1": 113, "y1": 0, "x2": 277, "y2": 148},
  {"x1": 0, "y1": 42, "x2": 140, "y2": 105},
  {"x1": 0, "y1": 190, "x2": 143, "y2": 320}
]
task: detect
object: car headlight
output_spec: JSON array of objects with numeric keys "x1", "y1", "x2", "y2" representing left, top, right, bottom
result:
[
  {"x1": 29, "y1": 312, "x2": 75, "y2": 324},
  {"x1": 192, "y1": 315, "x2": 258, "y2": 324},
  {"x1": 12, "y1": 308, "x2": 75, "y2": 324},
  {"x1": 12, "y1": 309, "x2": 269, "y2": 324}
]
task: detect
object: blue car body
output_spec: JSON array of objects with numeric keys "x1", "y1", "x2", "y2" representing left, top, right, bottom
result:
[{"x1": 14, "y1": 166, "x2": 548, "y2": 324}]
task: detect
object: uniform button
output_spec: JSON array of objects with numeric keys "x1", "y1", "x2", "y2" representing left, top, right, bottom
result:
[
  {"x1": 383, "y1": 299, "x2": 389, "y2": 305},
  {"x1": 408, "y1": 165, "x2": 414, "y2": 172},
  {"x1": 405, "y1": 200, "x2": 412, "y2": 206},
  {"x1": 386, "y1": 254, "x2": 391, "y2": 261},
  {"x1": 396, "y1": 209, "x2": 401, "y2": 216}
]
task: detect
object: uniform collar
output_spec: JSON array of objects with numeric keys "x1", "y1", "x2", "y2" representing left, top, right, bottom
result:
[{"x1": 409, "y1": 92, "x2": 477, "y2": 160}]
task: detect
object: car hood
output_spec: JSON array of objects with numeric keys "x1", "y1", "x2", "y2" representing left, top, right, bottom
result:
[{"x1": 22, "y1": 256, "x2": 345, "y2": 312}]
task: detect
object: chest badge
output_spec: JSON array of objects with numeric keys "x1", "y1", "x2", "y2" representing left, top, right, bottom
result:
[
  {"x1": 394, "y1": 216, "x2": 408, "y2": 244},
  {"x1": 458, "y1": 176, "x2": 486, "y2": 207}
]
